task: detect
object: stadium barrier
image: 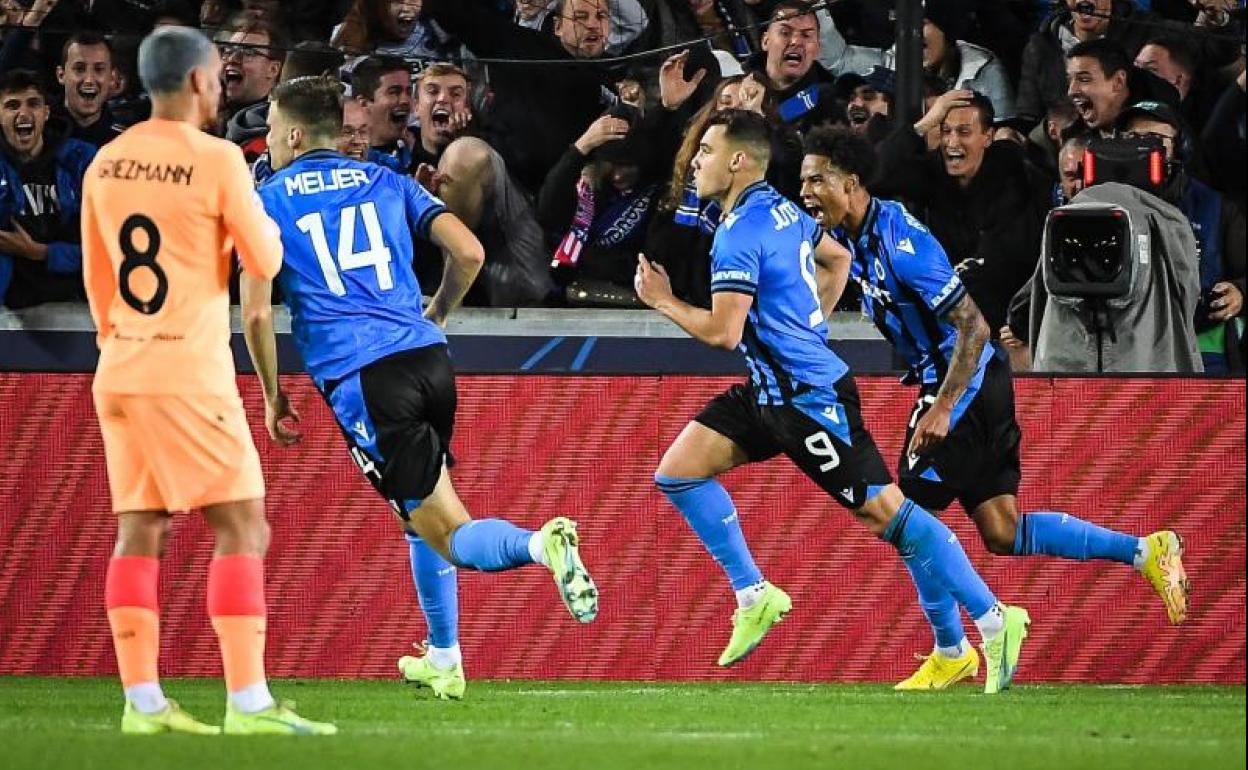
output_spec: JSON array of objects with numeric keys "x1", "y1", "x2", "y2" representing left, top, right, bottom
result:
[{"x1": 0, "y1": 373, "x2": 1243, "y2": 684}]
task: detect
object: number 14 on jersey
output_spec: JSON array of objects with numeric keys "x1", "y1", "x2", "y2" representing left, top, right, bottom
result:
[{"x1": 296, "y1": 202, "x2": 394, "y2": 296}]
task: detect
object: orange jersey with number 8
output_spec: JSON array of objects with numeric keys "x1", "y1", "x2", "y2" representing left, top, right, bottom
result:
[{"x1": 82, "y1": 118, "x2": 283, "y2": 395}]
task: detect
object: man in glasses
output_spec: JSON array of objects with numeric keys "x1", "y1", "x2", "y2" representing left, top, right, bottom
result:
[{"x1": 217, "y1": 19, "x2": 282, "y2": 165}]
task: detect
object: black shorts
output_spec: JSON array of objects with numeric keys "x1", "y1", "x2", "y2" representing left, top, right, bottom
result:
[
  {"x1": 695, "y1": 377, "x2": 893, "y2": 510},
  {"x1": 898, "y1": 354, "x2": 1022, "y2": 514},
  {"x1": 321, "y1": 344, "x2": 457, "y2": 520}
]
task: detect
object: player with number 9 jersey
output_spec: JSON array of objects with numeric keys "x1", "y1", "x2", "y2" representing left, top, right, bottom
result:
[
  {"x1": 711, "y1": 183, "x2": 848, "y2": 404},
  {"x1": 81, "y1": 113, "x2": 283, "y2": 513}
]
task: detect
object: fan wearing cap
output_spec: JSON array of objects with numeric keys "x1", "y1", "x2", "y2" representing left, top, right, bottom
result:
[
  {"x1": 833, "y1": 65, "x2": 894, "y2": 142},
  {"x1": 817, "y1": 0, "x2": 1016, "y2": 121},
  {"x1": 1119, "y1": 99, "x2": 1246, "y2": 372}
]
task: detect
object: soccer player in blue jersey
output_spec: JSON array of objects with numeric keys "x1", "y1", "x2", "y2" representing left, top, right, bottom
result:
[
  {"x1": 239, "y1": 77, "x2": 598, "y2": 701},
  {"x1": 635, "y1": 110, "x2": 1029, "y2": 694},
  {"x1": 798, "y1": 127, "x2": 1189, "y2": 690}
]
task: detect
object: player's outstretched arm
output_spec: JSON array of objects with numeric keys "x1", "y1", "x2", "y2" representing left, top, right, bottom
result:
[
  {"x1": 240, "y1": 272, "x2": 301, "y2": 446},
  {"x1": 634, "y1": 254, "x2": 751, "y2": 350},
  {"x1": 812, "y1": 235, "x2": 852, "y2": 319},
  {"x1": 908, "y1": 293, "x2": 990, "y2": 457},
  {"x1": 425, "y1": 212, "x2": 485, "y2": 328}
]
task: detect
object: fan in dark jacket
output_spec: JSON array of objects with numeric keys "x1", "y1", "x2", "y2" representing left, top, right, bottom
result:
[
  {"x1": 1016, "y1": 0, "x2": 1159, "y2": 130},
  {"x1": 423, "y1": 0, "x2": 616, "y2": 195},
  {"x1": 875, "y1": 90, "x2": 1049, "y2": 332}
]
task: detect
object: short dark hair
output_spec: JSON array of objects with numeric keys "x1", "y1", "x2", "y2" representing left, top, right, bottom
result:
[
  {"x1": 804, "y1": 126, "x2": 876, "y2": 183},
  {"x1": 705, "y1": 109, "x2": 772, "y2": 165},
  {"x1": 271, "y1": 75, "x2": 345, "y2": 138},
  {"x1": 351, "y1": 55, "x2": 410, "y2": 101},
  {"x1": 945, "y1": 90, "x2": 995, "y2": 132},
  {"x1": 61, "y1": 31, "x2": 114, "y2": 67},
  {"x1": 281, "y1": 41, "x2": 345, "y2": 82},
  {"x1": 216, "y1": 15, "x2": 285, "y2": 57},
  {"x1": 1140, "y1": 35, "x2": 1197, "y2": 78},
  {"x1": 149, "y1": 0, "x2": 199, "y2": 26},
  {"x1": 1067, "y1": 38, "x2": 1131, "y2": 79},
  {"x1": 0, "y1": 69, "x2": 48, "y2": 101},
  {"x1": 769, "y1": 0, "x2": 819, "y2": 28}
]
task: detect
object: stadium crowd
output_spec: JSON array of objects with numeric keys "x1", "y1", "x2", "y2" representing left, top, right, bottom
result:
[{"x1": 0, "y1": 0, "x2": 1243, "y2": 372}]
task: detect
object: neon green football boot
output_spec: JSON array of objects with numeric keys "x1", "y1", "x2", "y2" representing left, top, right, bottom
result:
[
  {"x1": 120, "y1": 700, "x2": 220, "y2": 735},
  {"x1": 540, "y1": 517, "x2": 599, "y2": 623},
  {"x1": 222, "y1": 701, "x2": 337, "y2": 736},
  {"x1": 717, "y1": 582, "x2": 792, "y2": 667},
  {"x1": 982, "y1": 605, "x2": 1031, "y2": 694},
  {"x1": 399, "y1": 643, "x2": 467, "y2": 701}
]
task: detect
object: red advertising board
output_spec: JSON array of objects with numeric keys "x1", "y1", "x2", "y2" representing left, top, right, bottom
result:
[{"x1": 0, "y1": 374, "x2": 1242, "y2": 683}]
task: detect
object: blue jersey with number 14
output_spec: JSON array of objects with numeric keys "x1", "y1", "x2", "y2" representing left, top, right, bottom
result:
[{"x1": 259, "y1": 150, "x2": 447, "y2": 386}]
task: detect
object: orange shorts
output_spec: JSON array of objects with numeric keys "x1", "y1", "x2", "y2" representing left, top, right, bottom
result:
[{"x1": 93, "y1": 391, "x2": 265, "y2": 513}]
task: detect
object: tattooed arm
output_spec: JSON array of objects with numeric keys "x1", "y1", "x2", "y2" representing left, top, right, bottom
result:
[{"x1": 907, "y1": 293, "x2": 991, "y2": 457}]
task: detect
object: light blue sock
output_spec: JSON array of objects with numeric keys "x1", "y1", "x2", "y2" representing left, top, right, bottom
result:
[
  {"x1": 1013, "y1": 512, "x2": 1139, "y2": 565},
  {"x1": 902, "y1": 554, "x2": 966, "y2": 652},
  {"x1": 883, "y1": 499, "x2": 997, "y2": 619},
  {"x1": 447, "y1": 519, "x2": 536, "y2": 572},
  {"x1": 656, "y1": 474, "x2": 763, "y2": 591},
  {"x1": 405, "y1": 532, "x2": 459, "y2": 648}
]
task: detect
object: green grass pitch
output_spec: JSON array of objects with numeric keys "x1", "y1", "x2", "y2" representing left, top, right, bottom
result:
[{"x1": 3, "y1": 677, "x2": 1243, "y2": 770}]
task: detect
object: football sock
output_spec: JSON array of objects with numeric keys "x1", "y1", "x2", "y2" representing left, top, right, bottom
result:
[
  {"x1": 106, "y1": 556, "x2": 167, "y2": 714},
  {"x1": 902, "y1": 553, "x2": 967, "y2": 655},
  {"x1": 527, "y1": 532, "x2": 547, "y2": 566},
  {"x1": 974, "y1": 603, "x2": 1006, "y2": 641},
  {"x1": 207, "y1": 555, "x2": 274, "y2": 713},
  {"x1": 735, "y1": 581, "x2": 768, "y2": 609},
  {"x1": 1013, "y1": 512, "x2": 1139, "y2": 565},
  {"x1": 447, "y1": 519, "x2": 537, "y2": 571},
  {"x1": 656, "y1": 475, "x2": 764, "y2": 592},
  {"x1": 123, "y1": 682, "x2": 168, "y2": 715},
  {"x1": 406, "y1": 532, "x2": 459, "y2": 648},
  {"x1": 882, "y1": 499, "x2": 997, "y2": 620},
  {"x1": 427, "y1": 644, "x2": 463, "y2": 671}
]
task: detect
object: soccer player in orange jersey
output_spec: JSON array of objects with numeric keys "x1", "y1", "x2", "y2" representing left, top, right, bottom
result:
[{"x1": 81, "y1": 26, "x2": 335, "y2": 736}]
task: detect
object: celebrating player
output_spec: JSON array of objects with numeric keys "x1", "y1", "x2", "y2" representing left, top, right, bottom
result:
[
  {"x1": 240, "y1": 76, "x2": 598, "y2": 702},
  {"x1": 635, "y1": 110, "x2": 1029, "y2": 694},
  {"x1": 798, "y1": 127, "x2": 1189, "y2": 691},
  {"x1": 82, "y1": 27, "x2": 335, "y2": 735}
]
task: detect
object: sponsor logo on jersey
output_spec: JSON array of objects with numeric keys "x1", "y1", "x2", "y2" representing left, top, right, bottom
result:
[
  {"x1": 712, "y1": 269, "x2": 755, "y2": 284},
  {"x1": 930, "y1": 274, "x2": 963, "y2": 310}
]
